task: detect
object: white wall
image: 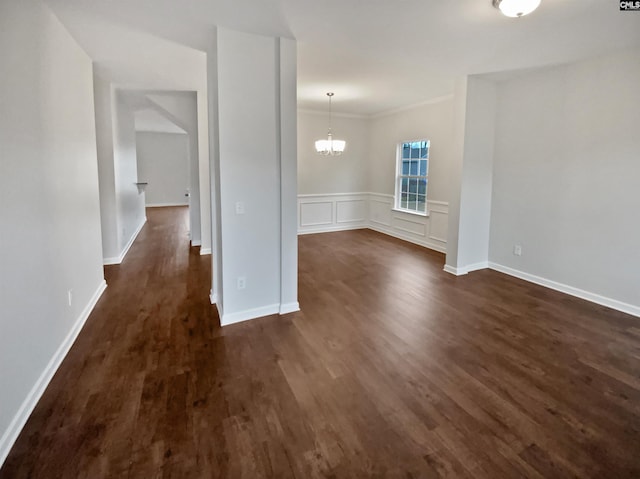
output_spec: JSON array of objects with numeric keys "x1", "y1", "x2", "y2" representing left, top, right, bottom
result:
[
  {"x1": 444, "y1": 77, "x2": 468, "y2": 272},
  {"x1": 93, "y1": 69, "x2": 118, "y2": 260},
  {"x1": 489, "y1": 50, "x2": 640, "y2": 314},
  {"x1": 206, "y1": 29, "x2": 223, "y2": 309},
  {"x1": 297, "y1": 111, "x2": 369, "y2": 195},
  {"x1": 368, "y1": 97, "x2": 454, "y2": 252},
  {"x1": 446, "y1": 77, "x2": 497, "y2": 274},
  {"x1": 297, "y1": 97, "x2": 455, "y2": 252},
  {"x1": 0, "y1": 0, "x2": 106, "y2": 464},
  {"x1": 216, "y1": 28, "x2": 298, "y2": 324},
  {"x1": 145, "y1": 92, "x2": 208, "y2": 250},
  {"x1": 136, "y1": 132, "x2": 189, "y2": 207},
  {"x1": 113, "y1": 90, "x2": 146, "y2": 257},
  {"x1": 94, "y1": 78, "x2": 147, "y2": 264},
  {"x1": 278, "y1": 38, "x2": 299, "y2": 313},
  {"x1": 81, "y1": 18, "x2": 211, "y2": 260},
  {"x1": 369, "y1": 98, "x2": 454, "y2": 201}
]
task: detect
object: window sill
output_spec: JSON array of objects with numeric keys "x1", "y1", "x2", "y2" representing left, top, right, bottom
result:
[{"x1": 391, "y1": 208, "x2": 429, "y2": 218}]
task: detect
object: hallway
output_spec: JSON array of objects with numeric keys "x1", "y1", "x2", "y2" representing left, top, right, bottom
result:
[
  {"x1": 2, "y1": 207, "x2": 639, "y2": 478},
  {"x1": 1, "y1": 206, "x2": 214, "y2": 477}
]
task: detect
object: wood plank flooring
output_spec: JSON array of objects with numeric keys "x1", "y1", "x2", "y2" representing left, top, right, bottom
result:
[{"x1": 1, "y1": 206, "x2": 639, "y2": 478}]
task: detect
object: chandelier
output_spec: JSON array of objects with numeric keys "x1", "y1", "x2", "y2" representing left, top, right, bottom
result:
[{"x1": 315, "y1": 92, "x2": 346, "y2": 156}]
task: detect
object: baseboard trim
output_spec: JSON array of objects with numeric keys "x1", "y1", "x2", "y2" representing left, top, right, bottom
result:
[
  {"x1": 444, "y1": 262, "x2": 489, "y2": 276},
  {"x1": 465, "y1": 261, "x2": 489, "y2": 273},
  {"x1": 200, "y1": 248, "x2": 212, "y2": 255},
  {"x1": 279, "y1": 302, "x2": 300, "y2": 315},
  {"x1": 221, "y1": 304, "x2": 280, "y2": 326},
  {"x1": 103, "y1": 217, "x2": 146, "y2": 265},
  {"x1": 146, "y1": 202, "x2": 189, "y2": 208},
  {"x1": 191, "y1": 240, "x2": 202, "y2": 247},
  {"x1": 488, "y1": 262, "x2": 640, "y2": 318},
  {"x1": 443, "y1": 264, "x2": 465, "y2": 276},
  {"x1": 368, "y1": 225, "x2": 446, "y2": 254},
  {"x1": 0, "y1": 280, "x2": 107, "y2": 467},
  {"x1": 298, "y1": 225, "x2": 367, "y2": 235},
  {"x1": 209, "y1": 290, "x2": 217, "y2": 305}
]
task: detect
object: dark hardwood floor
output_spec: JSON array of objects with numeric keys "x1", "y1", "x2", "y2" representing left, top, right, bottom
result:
[{"x1": 2, "y1": 206, "x2": 639, "y2": 478}]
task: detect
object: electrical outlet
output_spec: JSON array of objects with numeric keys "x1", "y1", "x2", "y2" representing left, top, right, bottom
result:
[
  {"x1": 237, "y1": 277, "x2": 246, "y2": 290},
  {"x1": 514, "y1": 244, "x2": 522, "y2": 256},
  {"x1": 67, "y1": 289, "x2": 73, "y2": 306},
  {"x1": 235, "y1": 202, "x2": 245, "y2": 215}
]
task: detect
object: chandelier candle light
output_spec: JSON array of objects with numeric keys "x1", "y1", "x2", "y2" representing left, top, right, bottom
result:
[
  {"x1": 492, "y1": 0, "x2": 541, "y2": 17},
  {"x1": 315, "y1": 92, "x2": 346, "y2": 156}
]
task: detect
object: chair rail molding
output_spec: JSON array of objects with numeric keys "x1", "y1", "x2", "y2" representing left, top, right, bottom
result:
[{"x1": 297, "y1": 192, "x2": 448, "y2": 254}]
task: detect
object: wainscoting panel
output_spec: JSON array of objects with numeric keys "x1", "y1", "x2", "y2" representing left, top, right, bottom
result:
[
  {"x1": 298, "y1": 192, "x2": 448, "y2": 253},
  {"x1": 299, "y1": 201, "x2": 333, "y2": 228},
  {"x1": 393, "y1": 216, "x2": 426, "y2": 236},
  {"x1": 336, "y1": 200, "x2": 367, "y2": 224},
  {"x1": 427, "y1": 202, "x2": 449, "y2": 244},
  {"x1": 369, "y1": 196, "x2": 393, "y2": 227},
  {"x1": 298, "y1": 194, "x2": 369, "y2": 234}
]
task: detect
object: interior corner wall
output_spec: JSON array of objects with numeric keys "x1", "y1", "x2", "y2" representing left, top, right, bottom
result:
[
  {"x1": 216, "y1": 28, "x2": 297, "y2": 323},
  {"x1": 455, "y1": 77, "x2": 497, "y2": 271},
  {"x1": 444, "y1": 77, "x2": 469, "y2": 272},
  {"x1": 297, "y1": 111, "x2": 369, "y2": 195},
  {"x1": 95, "y1": 78, "x2": 146, "y2": 264},
  {"x1": 278, "y1": 37, "x2": 299, "y2": 312},
  {"x1": 93, "y1": 69, "x2": 119, "y2": 260},
  {"x1": 0, "y1": 0, "x2": 105, "y2": 464},
  {"x1": 296, "y1": 96, "x2": 455, "y2": 251},
  {"x1": 364, "y1": 96, "x2": 455, "y2": 253},
  {"x1": 136, "y1": 132, "x2": 189, "y2": 207},
  {"x1": 206, "y1": 28, "x2": 223, "y2": 309},
  {"x1": 113, "y1": 91, "x2": 146, "y2": 256},
  {"x1": 145, "y1": 92, "x2": 205, "y2": 248},
  {"x1": 368, "y1": 97, "x2": 455, "y2": 201},
  {"x1": 489, "y1": 50, "x2": 640, "y2": 311},
  {"x1": 196, "y1": 91, "x2": 212, "y2": 253}
]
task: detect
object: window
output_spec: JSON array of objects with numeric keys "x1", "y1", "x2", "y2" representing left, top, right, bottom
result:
[{"x1": 395, "y1": 140, "x2": 429, "y2": 214}]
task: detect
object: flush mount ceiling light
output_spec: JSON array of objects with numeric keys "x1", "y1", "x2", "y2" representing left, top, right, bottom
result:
[
  {"x1": 315, "y1": 92, "x2": 346, "y2": 156},
  {"x1": 493, "y1": 0, "x2": 541, "y2": 17}
]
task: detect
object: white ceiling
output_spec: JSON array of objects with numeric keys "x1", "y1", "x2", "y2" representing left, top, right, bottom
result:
[{"x1": 45, "y1": 0, "x2": 640, "y2": 115}]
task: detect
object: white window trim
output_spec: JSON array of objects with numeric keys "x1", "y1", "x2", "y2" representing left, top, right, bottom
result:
[
  {"x1": 391, "y1": 207, "x2": 429, "y2": 218},
  {"x1": 394, "y1": 139, "x2": 429, "y2": 216}
]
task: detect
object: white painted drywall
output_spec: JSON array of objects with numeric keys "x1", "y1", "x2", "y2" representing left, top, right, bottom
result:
[
  {"x1": 135, "y1": 109, "x2": 186, "y2": 134},
  {"x1": 455, "y1": 77, "x2": 497, "y2": 271},
  {"x1": 368, "y1": 97, "x2": 455, "y2": 202},
  {"x1": 297, "y1": 111, "x2": 369, "y2": 194},
  {"x1": 489, "y1": 50, "x2": 640, "y2": 309},
  {"x1": 206, "y1": 29, "x2": 223, "y2": 308},
  {"x1": 65, "y1": 13, "x2": 211, "y2": 258},
  {"x1": 368, "y1": 96, "x2": 455, "y2": 253},
  {"x1": 279, "y1": 37, "x2": 299, "y2": 312},
  {"x1": 0, "y1": 0, "x2": 105, "y2": 463},
  {"x1": 93, "y1": 68, "x2": 119, "y2": 260},
  {"x1": 113, "y1": 90, "x2": 146, "y2": 254},
  {"x1": 216, "y1": 28, "x2": 298, "y2": 322},
  {"x1": 296, "y1": 96, "x2": 456, "y2": 254},
  {"x1": 136, "y1": 132, "x2": 189, "y2": 207},
  {"x1": 444, "y1": 77, "x2": 469, "y2": 272},
  {"x1": 94, "y1": 77, "x2": 147, "y2": 263},
  {"x1": 217, "y1": 28, "x2": 280, "y2": 319},
  {"x1": 145, "y1": 92, "x2": 205, "y2": 248}
]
